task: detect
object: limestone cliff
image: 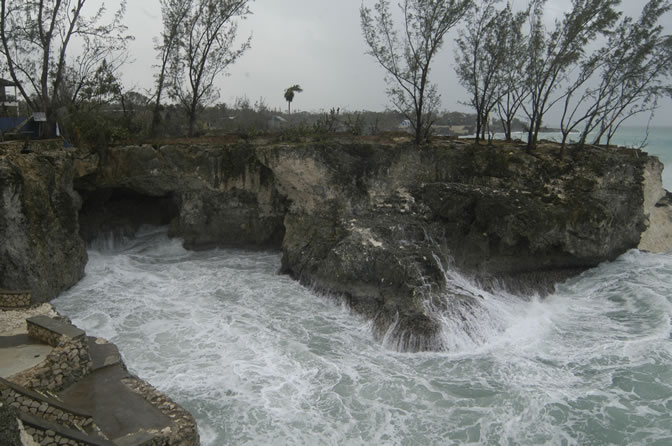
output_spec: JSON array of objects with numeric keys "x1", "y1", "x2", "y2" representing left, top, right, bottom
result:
[
  {"x1": 259, "y1": 141, "x2": 670, "y2": 349},
  {"x1": 0, "y1": 141, "x2": 88, "y2": 303},
  {"x1": 75, "y1": 143, "x2": 286, "y2": 249},
  {"x1": 3, "y1": 138, "x2": 671, "y2": 351},
  {"x1": 71, "y1": 140, "x2": 672, "y2": 350}
]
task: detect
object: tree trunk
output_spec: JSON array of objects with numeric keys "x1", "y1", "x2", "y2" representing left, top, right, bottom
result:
[
  {"x1": 187, "y1": 100, "x2": 198, "y2": 137},
  {"x1": 526, "y1": 126, "x2": 535, "y2": 151},
  {"x1": 151, "y1": 83, "x2": 164, "y2": 137},
  {"x1": 151, "y1": 107, "x2": 162, "y2": 137},
  {"x1": 41, "y1": 105, "x2": 57, "y2": 138},
  {"x1": 559, "y1": 133, "x2": 569, "y2": 159},
  {"x1": 414, "y1": 106, "x2": 423, "y2": 145}
]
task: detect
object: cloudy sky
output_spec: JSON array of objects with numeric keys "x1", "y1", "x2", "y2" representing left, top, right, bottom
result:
[{"x1": 100, "y1": 0, "x2": 670, "y2": 125}]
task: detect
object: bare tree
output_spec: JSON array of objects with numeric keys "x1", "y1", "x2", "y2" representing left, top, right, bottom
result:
[
  {"x1": 522, "y1": 0, "x2": 620, "y2": 150},
  {"x1": 586, "y1": 0, "x2": 672, "y2": 146},
  {"x1": 456, "y1": 0, "x2": 524, "y2": 143},
  {"x1": 361, "y1": 0, "x2": 472, "y2": 145},
  {"x1": 557, "y1": 51, "x2": 604, "y2": 152},
  {"x1": 0, "y1": 0, "x2": 131, "y2": 137},
  {"x1": 553, "y1": 0, "x2": 672, "y2": 152},
  {"x1": 152, "y1": 0, "x2": 192, "y2": 136},
  {"x1": 170, "y1": 0, "x2": 252, "y2": 137},
  {"x1": 494, "y1": 4, "x2": 529, "y2": 142}
]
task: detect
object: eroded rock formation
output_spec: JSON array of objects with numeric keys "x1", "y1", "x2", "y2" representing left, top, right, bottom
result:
[
  {"x1": 2, "y1": 138, "x2": 671, "y2": 350},
  {"x1": 0, "y1": 141, "x2": 88, "y2": 303},
  {"x1": 75, "y1": 144, "x2": 286, "y2": 249}
]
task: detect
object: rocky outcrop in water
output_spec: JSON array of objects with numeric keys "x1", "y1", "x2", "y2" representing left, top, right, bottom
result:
[
  {"x1": 0, "y1": 141, "x2": 88, "y2": 303},
  {"x1": 2, "y1": 138, "x2": 671, "y2": 350},
  {"x1": 261, "y1": 141, "x2": 669, "y2": 349}
]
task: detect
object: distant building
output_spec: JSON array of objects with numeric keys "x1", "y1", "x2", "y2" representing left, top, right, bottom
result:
[
  {"x1": 398, "y1": 119, "x2": 412, "y2": 132},
  {"x1": 269, "y1": 115, "x2": 287, "y2": 129}
]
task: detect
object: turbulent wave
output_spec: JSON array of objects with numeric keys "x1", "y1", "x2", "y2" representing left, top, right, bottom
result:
[{"x1": 55, "y1": 227, "x2": 672, "y2": 445}]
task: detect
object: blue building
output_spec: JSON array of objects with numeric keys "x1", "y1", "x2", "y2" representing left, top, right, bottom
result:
[{"x1": 0, "y1": 78, "x2": 41, "y2": 139}]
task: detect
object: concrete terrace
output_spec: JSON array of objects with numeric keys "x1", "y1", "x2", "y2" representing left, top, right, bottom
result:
[{"x1": 0, "y1": 303, "x2": 199, "y2": 445}]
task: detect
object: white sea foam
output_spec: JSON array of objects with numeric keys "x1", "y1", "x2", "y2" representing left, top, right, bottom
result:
[{"x1": 54, "y1": 228, "x2": 672, "y2": 445}]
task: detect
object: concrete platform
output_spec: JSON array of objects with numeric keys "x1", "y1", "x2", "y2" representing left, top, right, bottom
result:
[{"x1": 0, "y1": 334, "x2": 53, "y2": 378}]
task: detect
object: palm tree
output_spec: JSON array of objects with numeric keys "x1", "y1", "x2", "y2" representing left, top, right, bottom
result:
[{"x1": 284, "y1": 84, "x2": 303, "y2": 114}]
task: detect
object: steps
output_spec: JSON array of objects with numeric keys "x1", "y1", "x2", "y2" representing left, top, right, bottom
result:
[
  {"x1": 1, "y1": 377, "x2": 112, "y2": 445},
  {"x1": 1, "y1": 313, "x2": 196, "y2": 445}
]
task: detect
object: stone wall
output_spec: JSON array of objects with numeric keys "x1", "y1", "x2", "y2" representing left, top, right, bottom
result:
[
  {"x1": 122, "y1": 376, "x2": 199, "y2": 446},
  {"x1": 26, "y1": 317, "x2": 85, "y2": 348},
  {"x1": 19, "y1": 426, "x2": 86, "y2": 446},
  {"x1": 17, "y1": 416, "x2": 111, "y2": 446},
  {"x1": 13, "y1": 320, "x2": 92, "y2": 392},
  {"x1": 0, "y1": 290, "x2": 31, "y2": 309},
  {"x1": 0, "y1": 380, "x2": 98, "y2": 435},
  {"x1": 123, "y1": 377, "x2": 201, "y2": 446}
]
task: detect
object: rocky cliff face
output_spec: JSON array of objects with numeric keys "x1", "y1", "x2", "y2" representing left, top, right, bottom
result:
[
  {"x1": 3, "y1": 138, "x2": 671, "y2": 351},
  {"x1": 76, "y1": 144, "x2": 286, "y2": 249},
  {"x1": 0, "y1": 141, "x2": 88, "y2": 303},
  {"x1": 260, "y1": 141, "x2": 667, "y2": 350}
]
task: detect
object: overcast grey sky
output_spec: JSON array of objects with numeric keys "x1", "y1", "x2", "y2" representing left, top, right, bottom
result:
[{"x1": 105, "y1": 0, "x2": 670, "y2": 125}]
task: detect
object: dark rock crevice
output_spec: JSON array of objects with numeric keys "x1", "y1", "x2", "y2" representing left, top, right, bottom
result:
[
  {"x1": 77, "y1": 187, "x2": 180, "y2": 243},
  {"x1": 75, "y1": 143, "x2": 289, "y2": 251}
]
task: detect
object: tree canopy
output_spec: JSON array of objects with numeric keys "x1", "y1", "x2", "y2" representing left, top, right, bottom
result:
[
  {"x1": 169, "y1": 0, "x2": 253, "y2": 137},
  {"x1": 361, "y1": 0, "x2": 473, "y2": 144},
  {"x1": 0, "y1": 0, "x2": 131, "y2": 136},
  {"x1": 284, "y1": 84, "x2": 303, "y2": 114}
]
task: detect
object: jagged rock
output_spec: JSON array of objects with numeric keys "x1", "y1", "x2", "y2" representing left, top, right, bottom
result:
[
  {"x1": 261, "y1": 141, "x2": 658, "y2": 349},
  {"x1": 638, "y1": 157, "x2": 672, "y2": 251}
]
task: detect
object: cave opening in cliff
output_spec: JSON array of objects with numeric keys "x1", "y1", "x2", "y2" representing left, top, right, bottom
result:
[{"x1": 77, "y1": 187, "x2": 180, "y2": 243}]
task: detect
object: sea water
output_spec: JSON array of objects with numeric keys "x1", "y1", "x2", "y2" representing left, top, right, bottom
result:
[{"x1": 54, "y1": 127, "x2": 672, "y2": 445}]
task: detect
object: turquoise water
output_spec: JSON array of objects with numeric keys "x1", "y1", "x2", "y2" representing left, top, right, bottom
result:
[{"x1": 53, "y1": 127, "x2": 672, "y2": 445}]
